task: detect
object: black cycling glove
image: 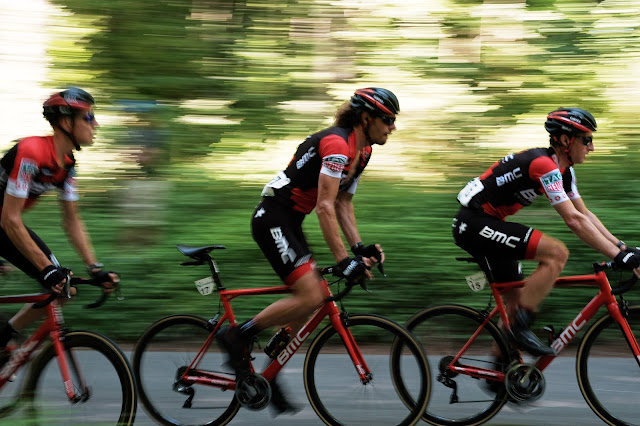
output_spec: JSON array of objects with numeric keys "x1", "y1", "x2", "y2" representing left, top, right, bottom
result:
[
  {"x1": 89, "y1": 268, "x2": 118, "y2": 287},
  {"x1": 334, "y1": 256, "x2": 367, "y2": 281},
  {"x1": 39, "y1": 265, "x2": 68, "y2": 289},
  {"x1": 351, "y1": 243, "x2": 382, "y2": 261},
  {"x1": 614, "y1": 251, "x2": 640, "y2": 270}
]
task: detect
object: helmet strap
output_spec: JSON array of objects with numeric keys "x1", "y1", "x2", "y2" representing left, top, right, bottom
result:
[
  {"x1": 562, "y1": 135, "x2": 574, "y2": 166},
  {"x1": 56, "y1": 117, "x2": 81, "y2": 151}
]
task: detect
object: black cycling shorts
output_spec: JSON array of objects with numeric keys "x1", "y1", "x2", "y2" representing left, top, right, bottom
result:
[
  {"x1": 251, "y1": 197, "x2": 316, "y2": 285},
  {"x1": 452, "y1": 206, "x2": 542, "y2": 282},
  {"x1": 0, "y1": 225, "x2": 56, "y2": 283}
]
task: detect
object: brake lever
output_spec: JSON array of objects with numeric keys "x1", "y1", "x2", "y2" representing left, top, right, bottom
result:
[{"x1": 377, "y1": 262, "x2": 385, "y2": 277}]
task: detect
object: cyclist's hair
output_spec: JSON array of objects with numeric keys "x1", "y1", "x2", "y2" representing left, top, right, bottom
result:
[{"x1": 334, "y1": 100, "x2": 365, "y2": 128}]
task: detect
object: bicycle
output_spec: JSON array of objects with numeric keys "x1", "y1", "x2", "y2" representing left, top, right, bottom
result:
[
  {"x1": 0, "y1": 273, "x2": 137, "y2": 425},
  {"x1": 132, "y1": 243, "x2": 431, "y2": 426},
  {"x1": 392, "y1": 257, "x2": 640, "y2": 426}
]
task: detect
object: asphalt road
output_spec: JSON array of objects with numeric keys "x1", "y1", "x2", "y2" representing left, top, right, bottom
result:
[{"x1": 133, "y1": 354, "x2": 626, "y2": 426}]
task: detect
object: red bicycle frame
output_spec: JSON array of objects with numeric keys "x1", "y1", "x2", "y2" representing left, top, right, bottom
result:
[
  {"x1": 0, "y1": 293, "x2": 85, "y2": 401},
  {"x1": 179, "y1": 278, "x2": 373, "y2": 390},
  {"x1": 447, "y1": 268, "x2": 640, "y2": 382}
]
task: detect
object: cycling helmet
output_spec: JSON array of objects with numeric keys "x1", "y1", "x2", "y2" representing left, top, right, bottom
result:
[
  {"x1": 43, "y1": 87, "x2": 95, "y2": 123},
  {"x1": 544, "y1": 107, "x2": 597, "y2": 135},
  {"x1": 350, "y1": 88, "x2": 400, "y2": 116}
]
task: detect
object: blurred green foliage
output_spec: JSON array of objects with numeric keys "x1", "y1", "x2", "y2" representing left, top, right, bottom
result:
[{"x1": 2, "y1": 0, "x2": 640, "y2": 345}]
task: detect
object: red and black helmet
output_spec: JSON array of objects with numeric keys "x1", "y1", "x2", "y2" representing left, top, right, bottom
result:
[
  {"x1": 43, "y1": 87, "x2": 95, "y2": 124},
  {"x1": 544, "y1": 107, "x2": 597, "y2": 135},
  {"x1": 350, "y1": 88, "x2": 399, "y2": 116}
]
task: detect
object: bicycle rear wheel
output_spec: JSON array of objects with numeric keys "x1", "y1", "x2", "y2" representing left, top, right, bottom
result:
[
  {"x1": 576, "y1": 305, "x2": 640, "y2": 426},
  {"x1": 399, "y1": 304, "x2": 511, "y2": 426},
  {"x1": 132, "y1": 314, "x2": 240, "y2": 426},
  {"x1": 304, "y1": 313, "x2": 430, "y2": 426},
  {"x1": 23, "y1": 330, "x2": 137, "y2": 425}
]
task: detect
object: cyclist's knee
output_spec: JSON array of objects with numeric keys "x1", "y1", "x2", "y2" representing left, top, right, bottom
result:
[{"x1": 540, "y1": 241, "x2": 569, "y2": 274}]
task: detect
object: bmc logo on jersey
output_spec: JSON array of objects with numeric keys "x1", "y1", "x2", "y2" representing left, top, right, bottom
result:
[
  {"x1": 296, "y1": 146, "x2": 316, "y2": 169},
  {"x1": 479, "y1": 226, "x2": 521, "y2": 248},
  {"x1": 496, "y1": 167, "x2": 522, "y2": 187}
]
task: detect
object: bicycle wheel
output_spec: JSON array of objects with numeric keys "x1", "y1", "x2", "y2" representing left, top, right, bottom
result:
[
  {"x1": 132, "y1": 314, "x2": 240, "y2": 426},
  {"x1": 400, "y1": 304, "x2": 511, "y2": 426},
  {"x1": 304, "y1": 313, "x2": 430, "y2": 426},
  {"x1": 23, "y1": 330, "x2": 137, "y2": 425},
  {"x1": 576, "y1": 305, "x2": 640, "y2": 426}
]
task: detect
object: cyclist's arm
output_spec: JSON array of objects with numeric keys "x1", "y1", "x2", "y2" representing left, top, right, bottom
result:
[
  {"x1": 335, "y1": 191, "x2": 361, "y2": 248},
  {"x1": 1, "y1": 192, "x2": 52, "y2": 270},
  {"x1": 61, "y1": 200, "x2": 98, "y2": 267},
  {"x1": 316, "y1": 173, "x2": 349, "y2": 263},
  {"x1": 554, "y1": 199, "x2": 619, "y2": 258},
  {"x1": 570, "y1": 197, "x2": 621, "y2": 247}
]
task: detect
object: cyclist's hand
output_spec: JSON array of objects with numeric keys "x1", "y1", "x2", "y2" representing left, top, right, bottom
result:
[
  {"x1": 351, "y1": 243, "x2": 385, "y2": 264},
  {"x1": 89, "y1": 268, "x2": 120, "y2": 294},
  {"x1": 625, "y1": 245, "x2": 640, "y2": 256},
  {"x1": 334, "y1": 256, "x2": 369, "y2": 283},
  {"x1": 39, "y1": 265, "x2": 69, "y2": 293},
  {"x1": 613, "y1": 251, "x2": 640, "y2": 274},
  {"x1": 0, "y1": 259, "x2": 12, "y2": 276}
]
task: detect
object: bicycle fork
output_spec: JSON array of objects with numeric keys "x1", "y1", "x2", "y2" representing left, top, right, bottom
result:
[
  {"x1": 331, "y1": 313, "x2": 372, "y2": 384},
  {"x1": 51, "y1": 330, "x2": 89, "y2": 403}
]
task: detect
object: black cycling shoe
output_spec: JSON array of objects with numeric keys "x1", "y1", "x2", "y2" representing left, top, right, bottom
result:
[
  {"x1": 269, "y1": 377, "x2": 301, "y2": 417},
  {"x1": 509, "y1": 307, "x2": 555, "y2": 357},
  {"x1": 215, "y1": 325, "x2": 252, "y2": 375}
]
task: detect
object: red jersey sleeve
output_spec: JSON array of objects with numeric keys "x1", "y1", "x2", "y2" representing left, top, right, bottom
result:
[{"x1": 318, "y1": 134, "x2": 349, "y2": 178}]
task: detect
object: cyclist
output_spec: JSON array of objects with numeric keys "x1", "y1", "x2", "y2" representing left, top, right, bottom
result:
[
  {"x1": 452, "y1": 107, "x2": 640, "y2": 356},
  {"x1": 0, "y1": 87, "x2": 118, "y2": 350},
  {"x1": 217, "y1": 87, "x2": 395, "y2": 413}
]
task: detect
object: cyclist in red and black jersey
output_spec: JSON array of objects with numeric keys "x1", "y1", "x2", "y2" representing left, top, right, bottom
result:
[
  {"x1": 217, "y1": 88, "x2": 397, "y2": 414},
  {"x1": 0, "y1": 88, "x2": 118, "y2": 349},
  {"x1": 453, "y1": 108, "x2": 640, "y2": 356}
]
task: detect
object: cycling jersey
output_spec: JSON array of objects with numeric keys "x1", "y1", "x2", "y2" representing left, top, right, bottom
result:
[
  {"x1": 457, "y1": 147, "x2": 579, "y2": 221},
  {"x1": 0, "y1": 136, "x2": 78, "y2": 214},
  {"x1": 261, "y1": 126, "x2": 372, "y2": 214}
]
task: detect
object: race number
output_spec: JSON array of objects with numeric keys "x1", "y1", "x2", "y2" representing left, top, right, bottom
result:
[
  {"x1": 466, "y1": 271, "x2": 488, "y2": 292},
  {"x1": 195, "y1": 276, "x2": 214, "y2": 296},
  {"x1": 457, "y1": 177, "x2": 484, "y2": 207}
]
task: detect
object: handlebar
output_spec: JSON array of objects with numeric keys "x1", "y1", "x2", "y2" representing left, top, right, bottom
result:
[
  {"x1": 32, "y1": 275, "x2": 121, "y2": 309},
  {"x1": 319, "y1": 265, "x2": 371, "y2": 302},
  {"x1": 594, "y1": 261, "x2": 640, "y2": 295}
]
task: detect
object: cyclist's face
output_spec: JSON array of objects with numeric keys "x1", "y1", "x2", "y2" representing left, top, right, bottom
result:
[
  {"x1": 73, "y1": 110, "x2": 99, "y2": 146},
  {"x1": 367, "y1": 114, "x2": 396, "y2": 146},
  {"x1": 570, "y1": 132, "x2": 594, "y2": 164}
]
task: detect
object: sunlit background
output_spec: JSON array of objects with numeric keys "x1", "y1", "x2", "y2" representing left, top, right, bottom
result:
[{"x1": 1, "y1": 0, "x2": 640, "y2": 339}]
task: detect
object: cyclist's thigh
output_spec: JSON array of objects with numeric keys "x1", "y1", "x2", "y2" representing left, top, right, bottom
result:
[
  {"x1": 453, "y1": 207, "x2": 540, "y2": 261},
  {"x1": 251, "y1": 198, "x2": 314, "y2": 282},
  {"x1": 0, "y1": 226, "x2": 55, "y2": 279}
]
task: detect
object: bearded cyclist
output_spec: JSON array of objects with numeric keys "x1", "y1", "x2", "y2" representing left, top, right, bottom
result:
[
  {"x1": 0, "y1": 87, "x2": 118, "y2": 351},
  {"x1": 216, "y1": 87, "x2": 396, "y2": 414},
  {"x1": 452, "y1": 107, "x2": 640, "y2": 356}
]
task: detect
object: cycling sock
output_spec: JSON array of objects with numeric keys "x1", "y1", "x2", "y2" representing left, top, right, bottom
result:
[
  {"x1": 239, "y1": 318, "x2": 260, "y2": 339},
  {"x1": 0, "y1": 321, "x2": 18, "y2": 348}
]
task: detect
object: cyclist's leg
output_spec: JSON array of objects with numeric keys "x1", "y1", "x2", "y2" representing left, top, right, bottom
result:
[{"x1": 519, "y1": 233, "x2": 568, "y2": 310}]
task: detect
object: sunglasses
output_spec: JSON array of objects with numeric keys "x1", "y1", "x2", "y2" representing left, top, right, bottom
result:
[
  {"x1": 378, "y1": 115, "x2": 396, "y2": 126},
  {"x1": 578, "y1": 135, "x2": 593, "y2": 146},
  {"x1": 82, "y1": 112, "x2": 96, "y2": 123}
]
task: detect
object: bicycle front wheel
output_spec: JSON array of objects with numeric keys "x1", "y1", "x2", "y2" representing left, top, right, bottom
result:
[
  {"x1": 304, "y1": 313, "x2": 430, "y2": 426},
  {"x1": 24, "y1": 330, "x2": 137, "y2": 425},
  {"x1": 576, "y1": 305, "x2": 640, "y2": 426},
  {"x1": 401, "y1": 304, "x2": 511, "y2": 426},
  {"x1": 132, "y1": 314, "x2": 240, "y2": 426}
]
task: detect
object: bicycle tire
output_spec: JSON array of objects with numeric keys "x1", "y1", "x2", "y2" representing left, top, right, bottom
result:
[
  {"x1": 23, "y1": 330, "x2": 137, "y2": 425},
  {"x1": 132, "y1": 314, "x2": 240, "y2": 426},
  {"x1": 576, "y1": 305, "x2": 640, "y2": 426},
  {"x1": 303, "y1": 313, "x2": 430, "y2": 426},
  {"x1": 399, "y1": 304, "x2": 511, "y2": 426}
]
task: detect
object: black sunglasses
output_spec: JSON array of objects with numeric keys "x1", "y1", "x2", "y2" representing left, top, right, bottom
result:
[
  {"x1": 82, "y1": 112, "x2": 96, "y2": 122},
  {"x1": 578, "y1": 135, "x2": 593, "y2": 146},
  {"x1": 378, "y1": 115, "x2": 396, "y2": 126}
]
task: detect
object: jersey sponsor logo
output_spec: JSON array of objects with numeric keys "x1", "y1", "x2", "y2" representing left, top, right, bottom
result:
[
  {"x1": 296, "y1": 146, "x2": 316, "y2": 169},
  {"x1": 517, "y1": 188, "x2": 539, "y2": 204},
  {"x1": 496, "y1": 167, "x2": 522, "y2": 187},
  {"x1": 541, "y1": 170, "x2": 563, "y2": 193},
  {"x1": 322, "y1": 154, "x2": 347, "y2": 173},
  {"x1": 16, "y1": 158, "x2": 38, "y2": 193},
  {"x1": 479, "y1": 225, "x2": 521, "y2": 248},
  {"x1": 501, "y1": 154, "x2": 515, "y2": 163},
  {"x1": 270, "y1": 227, "x2": 297, "y2": 264}
]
